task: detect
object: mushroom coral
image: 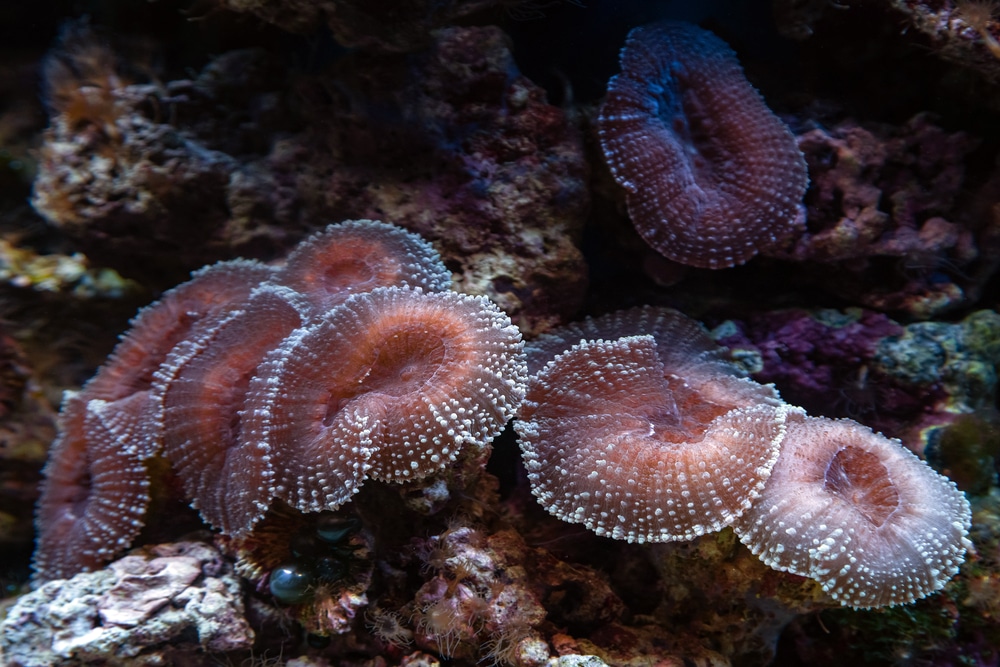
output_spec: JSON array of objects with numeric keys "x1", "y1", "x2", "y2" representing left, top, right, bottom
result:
[
  {"x1": 516, "y1": 306, "x2": 971, "y2": 607},
  {"x1": 34, "y1": 259, "x2": 273, "y2": 580},
  {"x1": 519, "y1": 307, "x2": 791, "y2": 542},
  {"x1": 596, "y1": 21, "x2": 808, "y2": 269},
  {"x1": 733, "y1": 414, "x2": 972, "y2": 609},
  {"x1": 33, "y1": 220, "x2": 527, "y2": 580}
]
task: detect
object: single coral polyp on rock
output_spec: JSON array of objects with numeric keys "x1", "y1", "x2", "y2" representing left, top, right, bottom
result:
[
  {"x1": 597, "y1": 21, "x2": 808, "y2": 269},
  {"x1": 733, "y1": 414, "x2": 972, "y2": 609}
]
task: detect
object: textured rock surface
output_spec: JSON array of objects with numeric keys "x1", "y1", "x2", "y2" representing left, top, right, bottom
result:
[
  {"x1": 0, "y1": 541, "x2": 252, "y2": 666},
  {"x1": 30, "y1": 26, "x2": 588, "y2": 334},
  {"x1": 778, "y1": 113, "x2": 999, "y2": 317}
]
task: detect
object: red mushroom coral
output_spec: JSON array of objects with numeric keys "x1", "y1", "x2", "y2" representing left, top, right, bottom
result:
[
  {"x1": 596, "y1": 22, "x2": 808, "y2": 268},
  {"x1": 272, "y1": 219, "x2": 452, "y2": 317},
  {"x1": 516, "y1": 306, "x2": 791, "y2": 542},
  {"x1": 33, "y1": 259, "x2": 273, "y2": 579},
  {"x1": 240, "y1": 285, "x2": 527, "y2": 515},
  {"x1": 32, "y1": 220, "x2": 516, "y2": 578},
  {"x1": 33, "y1": 394, "x2": 151, "y2": 580},
  {"x1": 733, "y1": 414, "x2": 972, "y2": 608},
  {"x1": 153, "y1": 285, "x2": 309, "y2": 536}
]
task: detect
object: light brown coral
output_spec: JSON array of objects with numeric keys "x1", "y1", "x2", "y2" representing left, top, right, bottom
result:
[
  {"x1": 516, "y1": 315, "x2": 790, "y2": 542},
  {"x1": 596, "y1": 21, "x2": 807, "y2": 268},
  {"x1": 733, "y1": 414, "x2": 972, "y2": 608},
  {"x1": 241, "y1": 285, "x2": 528, "y2": 517},
  {"x1": 34, "y1": 220, "x2": 527, "y2": 580},
  {"x1": 272, "y1": 219, "x2": 452, "y2": 317},
  {"x1": 33, "y1": 259, "x2": 273, "y2": 580}
]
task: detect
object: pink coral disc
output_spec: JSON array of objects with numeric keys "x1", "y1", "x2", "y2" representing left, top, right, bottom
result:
[
  {"x1": 272, "y1": 220, "x2": 452, "y2": 317},
  {"x1": 596, "y1": 22, "x2": 808, "y2": 269},
  {"x1": 240, "y1": 286, "x2": 527, "y2": 514},
  {"x1": 733, "y1": 414, "x2": 972, "y2": 608},
  {"x1": 525, "y1": 304, "x2": 742, "y2": 376},
  {"x1": 33, "y1": 393, "x2": 151, "y2": 581},
  {"x1": 516, "y1": 334, "x2": 791, "y2": 543},
  {"x1": 75, "y1": 259, "x2": 275, "y2": 461},
  {"x1": 153, "y1": 286, "x2": 308, "y2": 536}
]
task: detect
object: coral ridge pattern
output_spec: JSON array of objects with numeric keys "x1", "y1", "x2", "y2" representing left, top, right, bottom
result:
[
  {"x1": 597, "y1": 22, "x2": 809, "y2": 269},
  {"x1": 517, "y1": 306, "x2": 971, "y2": 608},
  {"x1": 34, "y1": 219, "x2": 528, "y2": 580}
]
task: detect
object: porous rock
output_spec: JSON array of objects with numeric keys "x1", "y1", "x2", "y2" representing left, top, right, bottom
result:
[{"x1": 1, "y1": 541, "x2": 252, "y2": 666}]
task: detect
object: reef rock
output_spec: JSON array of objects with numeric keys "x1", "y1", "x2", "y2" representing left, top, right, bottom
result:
[
  {"x1": 779, "y1": 113, "x2": 999, "y2": 317},
  {"x1": 0, "y1": 541, "x2": 252, "y2": 667}
]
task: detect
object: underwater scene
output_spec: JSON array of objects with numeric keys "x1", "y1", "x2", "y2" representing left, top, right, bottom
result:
[{"x1": 0, "y1": 0, "x2": 999, "y2": 665}]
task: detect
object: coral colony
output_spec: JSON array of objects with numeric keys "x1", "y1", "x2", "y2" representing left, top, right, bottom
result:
[
  {"x1": 9, "y1": 10, "x2": 994, "y2": 666},
  {"x1": 34, "y1": 220, "x2": 527, "y2": 579},
  {"x1": 36, "y1": 219, "x2": 970, "y2": 611}
]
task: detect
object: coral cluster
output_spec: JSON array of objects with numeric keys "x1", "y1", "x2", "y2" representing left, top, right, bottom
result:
[
  {"x1": 596, "y1": 21, "x2": 808, "y2": 269},
  {"x1": 33, "y1": 220, "x2": 527, "y2": 581},
  {"x1": 517, "y1": 306, "x2": 972, "y2": 608}
]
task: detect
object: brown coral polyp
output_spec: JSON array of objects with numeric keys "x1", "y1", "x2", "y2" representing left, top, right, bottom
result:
[
  {"x1": 241, "y1": 286, "x2": 527, "y2": 516},
  {"x1": 516, "y1": 307, "x2": 791, "y2": 543},
  {"x1": 272, "y1": 219, "x2": 453, "y2": 317},
  {"x1": 34, "y1": 220, "x2": 527, "y2": 579},
  {"x1": 733, "y1": 414, "x2": 972, "y2": 608},
  {"x1": 33, "y1": 395, "x2": 150, "y2": 581}
]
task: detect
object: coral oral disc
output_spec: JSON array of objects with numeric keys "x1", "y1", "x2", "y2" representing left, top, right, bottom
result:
[
  {"x1": 596, "y1": 21, "x2": 808, "y2": 268},
  {"x1": 517, "y1": 332, "x2": 789, "y2": 543},
  {"x1": 33, "y1": 394, "x2": 151, "y2": 580},
  {"x1": 733, "y1": 414, "x2": 972, "y2": 608},
  {"x1": 241, "y1": 285, "x2": 527, "y2": 513}
]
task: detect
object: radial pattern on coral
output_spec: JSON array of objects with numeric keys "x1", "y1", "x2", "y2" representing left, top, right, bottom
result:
[
  {"x1": 596, "y1": 21, "x2": 808, "y2": 269},
  {"x1": 33, "y1": 220, "x2": 528, "y2": 579},
  {"x1": 733, "y1": 414, "x2": 972, "y2": 608},
  {"x1": 241, "y1": 285, "x2": 527, "y2": 514},
  {"x1": 33, "y1": 259, "x2": 274, "y2": 580},
  {"x1": 153, "y1": 285, "x2": 309, "y2": 536},
  {"x1": 516, "y1": 306, "x2": 791, "y2": 543}
]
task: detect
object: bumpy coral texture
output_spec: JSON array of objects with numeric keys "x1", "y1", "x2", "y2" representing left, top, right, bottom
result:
[
  {"x1": 597, "y1": 21, "x2": 808, "y2": 269},
  {"x1": 516, "y1": 307, "x2": 790, "y2": 543},
  {"x1": 34, "y1": 260, "x2": 274, "y2": 580},
  {"x1": 241, "y1": 285, "x2": 527, "y2": 511},
  {"x1": 734, "y1": 414, "x2": 972, "y2": 609},
  {"x1": 33, "y1": 220, "x2": 527, "y2": 580},
  {"x1": 517, "y1": 305, "x2": 971, "y2": 607}
]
